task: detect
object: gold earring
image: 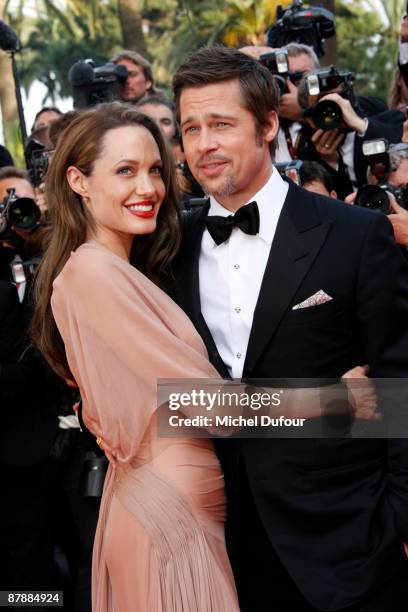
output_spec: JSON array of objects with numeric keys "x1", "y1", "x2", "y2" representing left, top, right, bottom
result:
[{"x1": 82, "y1": 195, "x2": 90, "y2": 206}]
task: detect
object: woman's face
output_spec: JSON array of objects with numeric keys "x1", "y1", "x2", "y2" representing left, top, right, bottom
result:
[{"x1": 69, "y1": 125, "x2": 166, "y2": 251}]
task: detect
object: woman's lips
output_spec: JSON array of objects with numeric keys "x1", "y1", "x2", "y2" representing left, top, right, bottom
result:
[{"x1": 124, "y1": 201, "x2": 156, "y2": 218}]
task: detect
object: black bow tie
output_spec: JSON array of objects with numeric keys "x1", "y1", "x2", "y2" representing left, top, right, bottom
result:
[{"x1": 205, "y1": 201, "x2": 260, "y2": 245}]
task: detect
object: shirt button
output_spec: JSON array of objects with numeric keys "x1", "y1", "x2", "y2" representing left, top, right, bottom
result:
[
  {"x1": 235, "y1": 307, "x2": 241, "y2": 313},
  {"x1": 236, "y1": 353, "x2": 242, "y2": 359},
  {"x1": 233, "y1": 264, "x2": 240, "y2": 270}
]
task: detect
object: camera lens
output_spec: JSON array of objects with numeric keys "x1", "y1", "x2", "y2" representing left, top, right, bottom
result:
[
  {"x1": 354, "y1": 185, "x2": 391, "y2": 214},
  {"x1": 311, "y1": 100, "x2": 343, "y2": 131},
  {"x1": 8, "y1": 197, "x2": 40, "y2": 229}
]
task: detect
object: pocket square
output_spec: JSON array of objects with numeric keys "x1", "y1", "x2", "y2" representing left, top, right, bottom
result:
[{"x1": 292, "y1": 290, "x2": 333, "y2": 310}]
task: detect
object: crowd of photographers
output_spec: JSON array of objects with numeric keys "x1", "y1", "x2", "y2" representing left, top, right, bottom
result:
[{"x1": 2, "y1": 0, "x2": 408, "y2": 608}]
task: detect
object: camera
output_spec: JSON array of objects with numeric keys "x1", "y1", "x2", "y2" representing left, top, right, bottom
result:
[
  {"x1": 68, "y1": 59, "x2": 128, "y2": 109},
  {"x1": 355, "y1": 139, "x2": 408, "y2": 214},
  {"x1": 275, "y1": 160, "x2": 303, "y2": 185},
  {"x1": 259, "y1": 49, "x2": 304, "y2": 94},
  {"x1": 303, "y1": 66, "x2": 357, "y2": 131},
  {"x1": 267, "y1": 0, "x2": 336, "y2": 58},
  {"x1": 25, "y1": 136, "x2": 53, "y2": 188},
  {"x1": 0, "y1": 188, "x2": 40, "y2": 239}
]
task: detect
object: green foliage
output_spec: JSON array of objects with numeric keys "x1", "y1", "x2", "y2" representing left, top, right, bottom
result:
[
  {"x1": 7, "y1": 0, "x2": 122, "y2": 100},
  {"x1": 2, "y1": 0, "x2": 404, "y2": 108},
  {"x1": 337, "y1": 0, "x2": 398, "y2": 102}
]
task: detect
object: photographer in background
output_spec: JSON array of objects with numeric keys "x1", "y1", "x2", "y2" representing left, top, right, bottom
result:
[
  {"x1": 298, "y1": 160, "x2": 338, "y2": 198},
  {"x1": 297, "y1": 67, "x2": 404, "y2": 198},
  {"x1": 136, "y1": 94, "x2": 177, "y2": 141},
  {"x1": 0, "y1": 165, "x2": 58, "y2": 591},
  {"x1": 111, "y1": 49, "x2": 157, "y2": 104}
]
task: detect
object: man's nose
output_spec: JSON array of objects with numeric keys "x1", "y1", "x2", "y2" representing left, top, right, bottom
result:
[{"x1": 197, "y1": 128, "x2": 218, "y2": 154}]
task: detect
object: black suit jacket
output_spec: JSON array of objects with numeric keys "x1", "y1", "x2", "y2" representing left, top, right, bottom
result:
[
  {"x1": 173, "y1": 181, "x2": 408, "y2": 610},
  {"x1": 0, "y1": 280, "x2": 58, "y2": 466}
]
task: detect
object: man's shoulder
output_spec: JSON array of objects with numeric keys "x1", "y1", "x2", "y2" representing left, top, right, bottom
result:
[{"x1": 287, "y1": 181, "x2": 382, "y2": 229}]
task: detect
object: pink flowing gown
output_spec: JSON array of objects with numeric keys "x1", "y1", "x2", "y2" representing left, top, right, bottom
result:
[{"x1": 51, "y1": 241, "x2": 240, "y2": 612}]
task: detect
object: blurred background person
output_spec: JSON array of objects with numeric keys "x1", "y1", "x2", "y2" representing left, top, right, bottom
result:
[
  {"x1": 111, "y1": 50, "x2": 156, "y2": 103},
  {"x1": 136, "y1": 95, "x2": 177, "y2": 141}
]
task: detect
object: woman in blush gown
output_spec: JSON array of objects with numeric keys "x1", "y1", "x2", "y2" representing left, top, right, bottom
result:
[{"x1": 32, "y1": 103, "x2": 240, "y2": 612}]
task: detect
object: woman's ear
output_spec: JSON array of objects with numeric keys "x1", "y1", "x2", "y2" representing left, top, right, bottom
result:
[{"x1": 66, "y1": 166, "x2": 89, "y2": 199}]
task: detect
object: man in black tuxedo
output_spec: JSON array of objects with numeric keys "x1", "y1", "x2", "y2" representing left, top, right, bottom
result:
[{"x1": 172, "y1": 47, "x2": 408, "y2": 611}]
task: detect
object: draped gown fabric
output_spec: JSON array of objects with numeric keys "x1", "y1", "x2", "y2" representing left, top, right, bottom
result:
[{"x1": 51, "y1": 242, "x2": 240, "y2": 612}]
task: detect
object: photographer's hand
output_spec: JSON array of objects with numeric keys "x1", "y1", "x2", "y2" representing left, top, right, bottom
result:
[
  {"x1": 388, "y1": 197, "x2": 408, "y2": 246},
  {"x1": 311, "y1": 128, "x2": 345, "y2": 169},
  {"x1": 279, "y1": 79, "x2": 304, "y2": 122},
  {"x1": 319, "y1": 93, "x2": 367, "y2": 134},
  {"x1": 35, "y1": 182, "x2": 47, "y2": 216}
]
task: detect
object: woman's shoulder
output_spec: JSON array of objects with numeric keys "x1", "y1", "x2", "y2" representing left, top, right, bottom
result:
[{"x1": 53, "y1": 241, "x2": 132, "y2": 295}]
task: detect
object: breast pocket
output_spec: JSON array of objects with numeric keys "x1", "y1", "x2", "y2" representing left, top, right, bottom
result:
[{"x1": 283, "y1": 297, "x2": 347, "y2": 325}]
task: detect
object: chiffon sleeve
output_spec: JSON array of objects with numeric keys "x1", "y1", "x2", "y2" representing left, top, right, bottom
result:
[{"x1": 51, "y1": 247, "x2": 217, "y2": 464}]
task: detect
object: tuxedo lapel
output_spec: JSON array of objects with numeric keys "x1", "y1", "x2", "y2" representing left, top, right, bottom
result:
[
  {"x1": 182, "y1": 202, "x2": 230, "y2": 378},
  {"x1": 243, "y1": 183, "x2": 332, "y2": 376}
]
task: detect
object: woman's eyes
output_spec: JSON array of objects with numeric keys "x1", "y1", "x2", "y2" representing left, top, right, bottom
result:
[
  {"x1": 117, "y1": 166, "x2": 162, "y2": 175},
  {"x1": 117, "y1": 167, "x2": 132, "y2": 175},
  {"x1": 150, "y1": 166, "x2": 163, "y2": 175}
]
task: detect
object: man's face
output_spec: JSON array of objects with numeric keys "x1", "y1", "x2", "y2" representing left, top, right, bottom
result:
[
  {"x1": 137, "y1": 102, "x2": 176, "y2": 140},
  {"x1": 34, "y1": 110, "x2": 60, "y2": 130},
  {"x1": 117, "y1": 59, "x2": 152, "y2": 103},
  {"x1": 180, "y1": 80, "x2": 278, "y2": 211},
  {"x1": 389, "y1": 158, "x2": 408, "y2": 188},
  {"x1": 0, "y1": 177, "x2": 36, "y2": 202},
  {"x1": 302, "y1": 180, "x2": 337, "y2": 199},
  {"x1": 288, "y1": 52, "x2": 316, "y2": 75}
]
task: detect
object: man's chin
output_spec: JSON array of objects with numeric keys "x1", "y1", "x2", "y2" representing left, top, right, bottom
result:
[{"x1": 200, "y1": 178, "x2": 236, "y2": 198}]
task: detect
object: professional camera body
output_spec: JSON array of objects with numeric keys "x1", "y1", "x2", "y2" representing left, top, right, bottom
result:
[
  {"x1": 0, "y1": 188, "x2": 40, "y2": 240},
  {"x1": 355, "y1": 139, "x2": 408, "y2": 214},
  {"x1": 259, "y1": 49, "x2": 304, "y2": 94},
  {"x1": 68, "y1": 59, "x2": 128, "y2": 109},
  {"x1": 267, "y1": 0, "x2": 336, "y2": 58},
  {"x1": 25, "y1": 136, "x2": 53, "y2": 188},
  {"x1": 303, "y1": 66, "x2": 358, "y2": 131}
]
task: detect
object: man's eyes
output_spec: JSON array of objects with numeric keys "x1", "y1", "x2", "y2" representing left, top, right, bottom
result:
[{"x1": 184, "y1": 122, "x2": 231, "y2": 134}]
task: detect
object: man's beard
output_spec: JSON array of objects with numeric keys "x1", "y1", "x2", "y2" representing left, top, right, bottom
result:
[{"x1": 199, "y1": 175, "x2": 237, "y2": 198}]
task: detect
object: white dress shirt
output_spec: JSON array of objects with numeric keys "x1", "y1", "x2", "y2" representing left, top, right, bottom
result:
[
  {"x1": 199, "y1": 168, "x2": 289, "y2": 378},
  {"x1": 275, "y1": 123, "x2": 303, "y2": 163}
]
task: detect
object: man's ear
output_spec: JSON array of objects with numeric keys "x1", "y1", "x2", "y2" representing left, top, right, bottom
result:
[
  {"x1": 264, "y1": 110, "x2": 280, "y2": 143},
  {"x1": 145, "y1": 80, "x2": 153, "y2": 92},
  {"x1": 66, "y1": 166, "x2": 88, "y2": 198}
]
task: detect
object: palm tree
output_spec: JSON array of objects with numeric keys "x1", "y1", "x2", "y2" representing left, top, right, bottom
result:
[
  {"x1": 0, "y1": 0, "x2": 24, "y2": 163},
  {"x1": 371, "y1": 0, "x2": 406, "y2": 35},
  {"x1": 117, "y1": 0, "x2": 149, "y2": 56}
]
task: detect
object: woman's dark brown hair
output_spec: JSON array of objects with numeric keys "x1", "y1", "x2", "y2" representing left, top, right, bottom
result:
[
  {"x1": 173, "y1": 46, "x2": 280, "y2": 157},
  {"x1": 32, "y1": 101, "x2": 181, "y2": 380}
]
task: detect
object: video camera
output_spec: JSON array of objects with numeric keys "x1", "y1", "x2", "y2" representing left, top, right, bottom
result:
[
  {"x1": 354, "y1": 139, "x2": 408, "y2": 214},
  {"x1": 303, "y1": 66, "x2": 358, "y2": 131},
  {"x1": 267, "y1": 0, "x2": 336, "y2": 58},
  {"x1": 0, "y1": 188, "x2": 40, "y2": 240},
  {"x1": 68, "y1": 59, "x2": 128, "y2": 109},
  {"x1": 259, "y1": 49, "x2": 304, "y2": 94}
]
